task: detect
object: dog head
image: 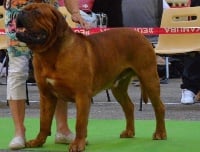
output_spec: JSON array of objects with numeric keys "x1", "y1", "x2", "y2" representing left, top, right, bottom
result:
[{"x1": 16, "y1": 3, "x2": 69, "y2": 52}]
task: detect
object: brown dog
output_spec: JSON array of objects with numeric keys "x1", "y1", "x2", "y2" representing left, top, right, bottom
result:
[{"x1": 16, "y1": 3, "x2": 167, "y2": 152}]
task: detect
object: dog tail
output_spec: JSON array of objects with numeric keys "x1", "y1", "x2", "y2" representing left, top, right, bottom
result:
[{"x1": 140, "y1": 85, "x2": 148, "y2": 104}]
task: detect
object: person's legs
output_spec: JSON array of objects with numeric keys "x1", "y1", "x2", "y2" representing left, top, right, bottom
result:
[
  {"x1": 181, "y1": 53, "x2": 200, "y2": 104},
  {"x1": 7, "y1": 56, "x2": 74, "y2": 147},
  {"x1": 7, "y1": 55, "x2": 29, "y2": 149},
  {"x1": 9, "y1": 100, "x2": 26, "y2": 137},
  {"x1": 8, "y1": 100, "x2": 26, "y2": 149},
  {"x1": 5, "y1": 1, "x2": 75, "y2": 149},
  {"x1": 55, "y1": 100, "x2": 75, "y2": 144}
]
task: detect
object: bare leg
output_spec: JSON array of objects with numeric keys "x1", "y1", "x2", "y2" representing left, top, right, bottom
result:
[
  {"x1": 8, "y1": 100, "x2": 26, "y2": 149},
  {"x1": 55, "y1": 100, "x2": 75, "y2": 144},
  {"x1": 9, "y1": 100, "x2": 26, "y2": 137},
  {"x1": 55, "y1": 100, "x2": 71, "y2": 134}
]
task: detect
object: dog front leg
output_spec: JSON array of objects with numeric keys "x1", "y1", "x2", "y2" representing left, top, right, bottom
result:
[
  {"x1": 26, "y1": 95, "x2": 57, "y2": 147},
  {"x1": 69, "y1": 94, "x2": 91, "y2": 152}
]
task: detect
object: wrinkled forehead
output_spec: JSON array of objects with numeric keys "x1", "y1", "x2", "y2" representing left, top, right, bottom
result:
[{"x1": 22, "y1": 3, "x2": 57, "y2": 19}]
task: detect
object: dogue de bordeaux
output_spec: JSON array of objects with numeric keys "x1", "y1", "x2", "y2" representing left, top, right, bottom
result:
[{"x1": 16, "y1": 3, "x2": 167, "y2": 152}]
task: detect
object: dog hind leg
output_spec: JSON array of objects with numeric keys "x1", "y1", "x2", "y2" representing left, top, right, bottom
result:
[
  {"x1": 111, "y1": 72, "x2": 135, "y2": 138},
  {"x1": 138, "y1": 70, "x2": 167, "y2": 140}
]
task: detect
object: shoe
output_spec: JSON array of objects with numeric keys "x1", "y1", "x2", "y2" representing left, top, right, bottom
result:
[
  {"x1": 9, "y1": 136, "x2": 25, "y2": 150},
  {"x1": 55, "y1": 132, "x2": 75, "y2": 144},
  {"x1": 181, "y1": 89, "x2": 195, "y2": 104}
]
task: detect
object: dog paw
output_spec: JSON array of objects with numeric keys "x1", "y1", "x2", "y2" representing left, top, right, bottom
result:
[
  {"x1": 69, "y1": 139, "x2": 86, "y2": 152},
  {"x1": 25, "y1": 139, "x2": 44, "y2": 148},
  {"x1": 153, "y1": 131, "x2": 167, "y2": 140},
  {"x1": 120, "y1": 130, "x2": 134, "y2": 138}
]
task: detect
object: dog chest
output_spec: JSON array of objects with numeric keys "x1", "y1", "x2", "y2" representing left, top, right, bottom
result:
[
  {"x1": 45, "y1": 77, "x2": 75, "y2": 101},
  {"x1": 46, "y1": 78, "x2": 55, "y2": 86}
]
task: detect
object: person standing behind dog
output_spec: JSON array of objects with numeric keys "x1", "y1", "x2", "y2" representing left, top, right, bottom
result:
[
  {"x1": 180, "y1": 0, "x2": 200, "y2": 105},
  {"x1": 92, "y1": 0, "x2": 123, "y2": 27},
  {"x1": 3, "y1": 0, "x2": 88, "y2": 150}
]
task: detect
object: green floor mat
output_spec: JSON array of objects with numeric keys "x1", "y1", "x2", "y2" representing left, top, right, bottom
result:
[{"x1": 0, "y1": 118, "x2": 199, "y2": 152}]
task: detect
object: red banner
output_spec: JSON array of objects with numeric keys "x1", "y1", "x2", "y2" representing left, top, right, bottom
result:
[
  {"x1": 1, "y1": 27, "x2": 200, "y2": 35},
  {"x1": 73, "y1": 27, "x2": 200, "y2": 35}
]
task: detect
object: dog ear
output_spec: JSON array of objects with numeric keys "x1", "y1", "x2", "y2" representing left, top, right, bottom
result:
[{"x1": 53, "y1": 8, "x2": 70, "y2": 37}]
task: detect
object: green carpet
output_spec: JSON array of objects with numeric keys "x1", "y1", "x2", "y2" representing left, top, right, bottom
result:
[{"x1": 0, "y1": 118, "x2": 199, "y2": 152}]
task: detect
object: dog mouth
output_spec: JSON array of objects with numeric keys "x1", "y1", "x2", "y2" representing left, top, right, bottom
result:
[{"x1": 16, "y1": 11, "x2": 48, "y2": 45}]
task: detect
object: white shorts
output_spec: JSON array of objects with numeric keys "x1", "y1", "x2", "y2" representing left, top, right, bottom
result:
[{"x1": 7, "y1": 55, "x2": 30, "y2": 100}]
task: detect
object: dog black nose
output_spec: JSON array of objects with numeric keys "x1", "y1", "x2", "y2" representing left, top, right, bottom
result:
[{"x1": 16, "y1": 13, "x2": 23, "y2": 28}]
